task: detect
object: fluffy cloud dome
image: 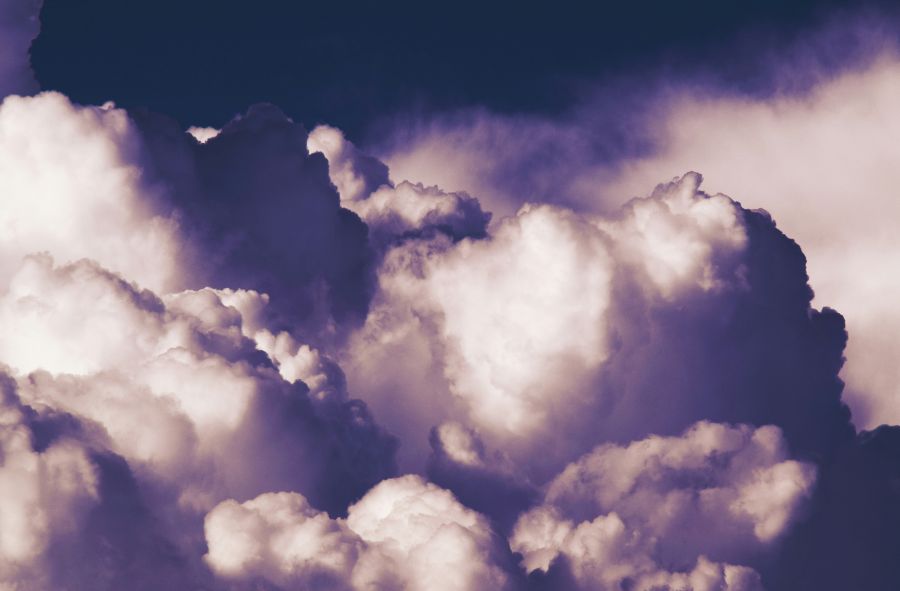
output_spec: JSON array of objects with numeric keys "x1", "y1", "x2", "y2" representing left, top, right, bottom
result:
[{"x1": 205, "y1": 475, "x2": 517, "y2": 591}]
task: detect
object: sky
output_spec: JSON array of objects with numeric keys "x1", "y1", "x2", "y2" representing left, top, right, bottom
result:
[{"x1": 2, "y1": 1, "x2": 900, "y2": 590}]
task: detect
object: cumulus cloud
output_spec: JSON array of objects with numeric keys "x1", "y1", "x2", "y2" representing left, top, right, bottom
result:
[
  {"x1": 308, "y1": 124, "x2": 390, "y2": 203},
  {"x1": 0, "y1": 93, "x2": 185, "y2": 293},
  {"x1": 379, "y1": 107, "x2": 634, "y2": 220},
  {"x1": 539, "y1": 422, "x2": 816, "y2": 560},
  {"x1": 0, "y1": 377, "x2": 98, "y2": 584},
  {"x1": 345, "y1": 172, "x2": 850, "y2": 487},
  {"x1": 428, "y1": 202, "x2": 613, "y2": 437},
  {"x1": 379, "y1": 51, "x2": 900, "y2": 433},
  {"x1": 126, "y1": 104, "x2": 376, "y2": 336},
  {"x1": 0, "y1": 90, "x2": 403, "y2": 589},
  {"x1": 7, "y1": 254, "x2": 396, "y2": 516},
  {"x1": 509, "y1": 421, "x2": 814, "y2": 590},
  {"x1": 205, "y1": 475, "x2": 517, "y2": 591},
  {"x1": 309, "y1": 123, "x2": 490, "y2": 248},
  {"x1": 0, "y1": 27, "x2": 894, "y2": 589},
  {"x1": 426, "y1": 421, "x2": 537, "y2": 532},
  {"x1": 600, "y1": 56, "x2": 900, "y2": 430},
  {"x1": 513, "y1": 509, "x2": 762, "y2": 591}
]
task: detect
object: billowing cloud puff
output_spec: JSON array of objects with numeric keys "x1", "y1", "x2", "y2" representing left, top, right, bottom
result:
[
  {"x1": 186, "y1": 125, "x2": 220, "y2": 143},
  {"x1": 346, "y1": 172, "x2": 846, "y2": 488},
  {"x1": 0, "y1": 377, "x2": 98, "y2": 584},
  {"x1": 204, "y1": 492, "x2": 363, "y2": 589},
  {"x1": 355, "y1": 181, "x2": 490, "y2": 245},
  {"x1": 309, "y1": 124, "x2": 490, "y2": 247},
  {"x1": 205, "y1": 475, "x2": 517, "y2": 591},
  {"x1": 539, "y1": 422, "x2": 816, "y2": 562},
  {"x1": 0, "y1": 372, "x2": 216, "y2": 590},
  {"x1": 0, "y1": 92, "x2": 185, "y2": 293},
  {"x1": 308, "y1": 124, "x2": 390, "y2": 203},
  {"x1": 6, "y1": 254, "x2": 395, "y2": 515},
  {"x1": 429, "y1": 202, "x2": 613, "y2": 436},
  {"x1": 597, "y1": 172, "x2": 747, "y2": 298},
  {"x1": 598, "y1": 57, "x2": 900, "y2": 431},
  {"x1": 0, "y1": 91, "x2": 415, "y2": 590},
  {"x1": 383, "y1": 53, "x2": 900, "y2": 434},
  {"x1": 512, "y1": 508, "x2": 762, "y2": 591},
  {"x1": 509, "y1": 422, "x2": 813, "y2": 591}
]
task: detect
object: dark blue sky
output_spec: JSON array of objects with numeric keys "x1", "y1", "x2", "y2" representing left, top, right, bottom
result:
[{"x1": 29, "y1": 0, "x2": 893, "y2": 138}]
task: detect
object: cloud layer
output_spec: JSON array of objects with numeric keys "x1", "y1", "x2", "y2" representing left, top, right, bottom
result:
[
  {"x1": 0, "y1": 22, "x2": 897, "y2": 589},
  {"x1": 379, "y1": 49, "x2": 900, "y2": 433}
]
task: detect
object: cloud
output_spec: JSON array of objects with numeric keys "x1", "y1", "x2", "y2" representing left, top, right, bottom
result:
[
  {"x1": 0, "y1": 0, "x2": 41, "y2": 99},
  {"x1": 509, "y1": 421, "x2": 814, "y2": 591},
  {"x1": 309, "y1": 124, "x2": 490, "y2": 248},
  {"x1": 7, "y1": 254, "x2": 396, "y2": 516},
  {"x1": 600, "y1": 56, "x2": 900, "y2": 430},
  {"x1": 426, "y1": 421, "x2": 538, "y2": 533},
  {"x1": 0, "y1": 92, "x2": 185, "y2": 293},
  {"x1": 0, "y1": 31, "x2": 896, "y2": 587},
  {"x1": 376, "y1": 50, "x2": 900, "y2": 432},
  {"x1": 204, "y1": 475, "x2": 518, "y2": 591},
  {"x1": 186, "y1": 125, "x2": 219, "y2": 143},
  {"x1": 204, "y1": 491, "x2": 363, "y2": 589},
  {"x1": 513, "y1": 509, "x2": 762, "y2": 591},
  {"x1": 378, "y1": 107, "x2": 643, "y2": 220},
  {"x1": 539, "y1": 422, "x2": 816, "y2": 561},
  {"x1": 0, "y1": 93, "x2": 404, "y2": 588},
  {"x1": 127, "y1": 104, "x2": 376, "y2": 336},
  {"x1": 768, "y1": 425, "x2": 900, "y2": 589},
  {"x1": 0, "y1": 90, "x2": 859, "y2": 587},
  {"x1": 0, "y1": 371, "x2": 211, "y2": 590},
  {"x1": 0, "y1": 376, "x2": 98, "y2": 585},
  {"x1": 308, "y1": 124, "x2": 390, "y2": 203},
  {"x1": 345, "y1": 173, "x2": 851, "y2": 490}
]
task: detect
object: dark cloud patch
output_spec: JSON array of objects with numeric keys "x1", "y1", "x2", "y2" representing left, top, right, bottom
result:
[
  {"x1": 767, "y1": 426, "x2": 900, "y2": 590},
  {"x1": 0, "y1": 0, "x2": 41, "y2": 99},
  {"x1": 593, "y1": 206, "x2": 853, "y2": 462},
  {"x1": 132, "y1": 104, "x2": 376, "y2": 337},
  {"x1": 45, "y1": 452, "x2": 208, "y2": 591},
  {"x1": 426, "y1": 424, "x2": 538, "y2": 534}
]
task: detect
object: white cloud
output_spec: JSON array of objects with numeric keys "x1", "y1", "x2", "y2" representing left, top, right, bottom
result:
[
  {"x1": 385, "y1": 54, "x2": 900, "y2": 431},
  {"x1": 8, "y1": 254, "x2": 394, "y2": 518},
  {"x1": 0, "y1": 93, "x2": 185, "y2": 293},
  {"x1": 510, "y1": 421, "x2": 812, "y2": 591},
  {"x1": 541, "y1": 422, "x2": 816, "y2": 558},
  {"x1": 205, "y1": 475, "x2": 515, "y2": 591},
  {"x1": 345, "y1": 173, "x2": 754, "y2": 478},
  {"x1": 0, "y1": 380, "x2": 99, "y2": 585},
  {"x1": 308, "y1": 124, "x2": 389, "y2": 203},
  {"x1": 511, "y1": 508, "x2": 762, "y2": 591},
  {"x1": 186, "y1": 126, "x2": 220, "y2": 143},
  {"x1": 427, "y1": 203, "x2": 613, "y2": 435},
  {"x1": 204, "y1": 492, "x2": 363, "y2": 589},
  {"x1": 309, "y1": 124, "x2": 489, "y2": 246},
  {"x1": 601, "y1": 56, "x2": 900, "y2": 429}
]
